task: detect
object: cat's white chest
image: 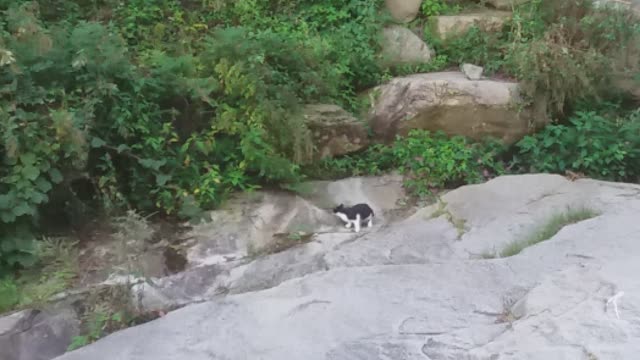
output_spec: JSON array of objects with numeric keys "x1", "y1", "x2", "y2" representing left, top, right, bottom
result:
[{"x1": 334, "y1": 212, "x2": 350, "y2": 223}]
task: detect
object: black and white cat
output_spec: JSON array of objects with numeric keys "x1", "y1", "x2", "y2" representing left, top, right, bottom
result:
[{"x1": 333, "y1": 203, "x2": 375, "y2": 233}]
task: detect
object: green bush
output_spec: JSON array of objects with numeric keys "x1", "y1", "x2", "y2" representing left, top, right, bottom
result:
[
  {"x1": 420, "y1": 0, "x2": 461, "y2": 17},
  {"x1": 305, "y1": 130, "x2": 507, "y2": 198},
  {"x1": 514, "y1": 110, "x2": 640, "y2": 181},
  {"x1": 505, "y1": 0, "x2": 640, "y2": 115},
  {"x1": 392, "y1": 130, "x2": 506, "y2": 198},
  {"x1": 0, "y1": 276, "x2": 19, "y2": 313}
]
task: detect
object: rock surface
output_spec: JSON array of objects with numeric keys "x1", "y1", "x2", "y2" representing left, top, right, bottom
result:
[
  {"x1": 130, "y1": 174, "x2": 410, "y2": 311},
  {"x1": 384, "y1": 0, "x2": 423, "y2": 23},
  {"x1": 1, "y1": 309, "x2": 78, "y2": 360},
  {"x1": 485, "y1": 0, "x2": 530, "y2": 10},
  {"x1": 304, "y1": 104, "x2": 369, "y2": 160},
  {"x1": 461, "y1": 63, "x2": 484, "y2": 80},
  {"x1": 380, "y1": 26, "x2": 434, "y2": 67},
  {"x1": 367, "y1": 71, "x2": 546, "y2": 144},
  {"x1": 432, "y1": 10, "x2": 511, "y2": 40},
  {"x1": 54, "y1": 174, "x2": 640, "y2": 360}
]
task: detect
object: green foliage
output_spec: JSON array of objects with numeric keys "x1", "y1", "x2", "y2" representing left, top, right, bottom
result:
[
  {"x1": 1, "y1": 0, "x2": 639, "y2": 280},
  {"x1": 1, "y1": 4, "x2": 91, "y2": 271},
  {"x1": 302, "y1": 143, "x2": 396, "y2": 179},
  {"x1": 425, "y1": 0, "x2": 639, "y2": 115},
  {"x1": 0, "y1": 0, "x2": 390, "y2": 272},
  {"x1": 305, "y1": 130, "x2": 507, "y2": 199},
  {"x1": 392, "y1": 130, "x2": 506, "y2": 198},
  {"x1": 16, "y1": 237, "x2": 78, "y2": 308},
  {"x1": 505, "y1": 0, "x2": 640, "y2": 115},
  {"x1": 514, "y1": 110, "x2": 640, "y2": 181},
  {"x1": 67, "y1": 308, "x2": 123, "y2": 351},
  {"x1": 421, "y1": 0, "x2": 461, "y2": 17},
  {"x1": 0, "y1": 276, "x2": 19, "y2": 313},
  {"x1": 67, "y1": 285, "x2": 132, "y2": 352},
  {"x1": 0, "y1": 237, "x2": 78, "y2": 314},
  {"x1": 438, "y1": 25, "x2": 509, "y2": 75}
]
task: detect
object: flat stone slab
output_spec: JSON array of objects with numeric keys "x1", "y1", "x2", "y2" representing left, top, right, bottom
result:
[{"x1": 54, "y1": 175, "x2": 640, "y2": 360}]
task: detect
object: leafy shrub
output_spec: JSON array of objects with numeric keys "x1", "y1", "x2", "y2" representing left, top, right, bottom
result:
[
  {"x1": 421, "y1": 0, "x2": 461, "y2": 17},
  {"x1": 392, "y1": 130, "x2": 506, "y2": 198},
  {"x1": 514, "y1": 110, "x2": 640, "y2": 181},
  {"x1": 0, "y1": 276, "x2": 19, "y2": 313},
  {"x1": 505, "y1": 0, "x2": 640, "y2": 115},
  {"x1": 1, "y1": 5, "x2": 93, "y2": 271},
  {"x1": 305, "y1": 130, "x2": 507, "y2": 198},
  {"x1": 433, "y1": 25, "x2": 509, "y2": 75},
  {"x1": 302, "y1": 144, "x2": 396, "y2": 180}
]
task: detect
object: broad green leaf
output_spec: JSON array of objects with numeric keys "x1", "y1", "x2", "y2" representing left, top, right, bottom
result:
[
  {"x1": 0, "y1": 195, "x2": 11, "y2": 210},
  {"x1": 12, "y1": 202, "x2": 33, "y2": 217},
  {"x1": 35, "y1": 177, "x2": 52, "y2": 193},
  {"x1": 138, "y1": 158, "x2": 166, "y2": 171},
  {"x1": 156, "y1": 174, "x2": 172, "y2": 186},
  {"x1": 0, "y1": 210, "x2": 16, "y2": 223},
  {"x1": 19, "y1": 153, "x2": 37, "y2": 166},
  {"x1": 49, "y1": 168, "x2": 64, "y2": 184},
  {"x1": 91, "y1": 137, "x2": 107, "y2": 148},
  {"x1": 22, "y1": 165, "x2": 40, "y2": 181}
]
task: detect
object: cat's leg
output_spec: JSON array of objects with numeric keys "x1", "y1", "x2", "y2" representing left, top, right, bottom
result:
[
  {"x1": 355, "y1": 214, "x2": 361, "y2": 233},
  {"x1": 345, "y1": 221, "x2": 352, "y2": 228},
  {"x1": 367, "y1": 216, "x2": 373, "y2": 228}
]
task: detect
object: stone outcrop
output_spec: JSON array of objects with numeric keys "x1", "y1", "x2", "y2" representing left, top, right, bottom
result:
[
  {"x1": 431, "y1": 10, "x2": 511, "y2": 40},
  {"x1": 1, "y1": 309, "x2": 78, "y2": 360},
  {"x1": 304, "y1": 104, "x2": 369, "y2": 160},
  {"x1": 380, "y1": 25, "x2": 434, "y2": 67},
  {"x1": 484, "y1": 0, "x2": 530, "y2": 10},
  {"x1": 367, "y1": 71, "x2": 547, "y2": 144},
  {"x1": 53, "y1": 174, "x2": 640, "y2": 360},
  {"x1": 384, "y1": 0, "x2": 423, "y2": 23},
  {"x1": 461, "y1": 63, "x2": 484, "y2": 80},
  {"x1": 382, "y1": 25, "x2": 435, "y2": 66}
]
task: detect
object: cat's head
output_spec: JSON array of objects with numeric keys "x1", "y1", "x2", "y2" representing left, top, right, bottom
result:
[{"x1": 332, "y1": 204, "x2": 345, "y2": 214}]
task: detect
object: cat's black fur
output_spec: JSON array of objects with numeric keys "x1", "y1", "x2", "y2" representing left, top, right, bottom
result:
[{"x1": 333, "y1": 203, "x2": 374, "y2": 220}]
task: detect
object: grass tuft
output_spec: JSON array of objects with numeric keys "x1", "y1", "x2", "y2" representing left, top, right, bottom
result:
[{"x1": 499, "y1": 207, "x2": 600, "y2": 258}]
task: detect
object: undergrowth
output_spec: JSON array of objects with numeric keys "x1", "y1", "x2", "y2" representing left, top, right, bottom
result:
[
  {"x1": 0, "y1": 0, "x2": 638, "y2": 294},
  {"x1": 303, "y1": 130, "x2": 508, "y2": 199}
]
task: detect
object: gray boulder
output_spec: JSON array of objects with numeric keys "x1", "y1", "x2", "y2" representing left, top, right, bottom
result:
[
  {"x1": 54, "y1": 174, "x2": 640, "y2": 360},
  {"x1": 1, "y1": 309, "x2": 78, "y2": 360},
  {"x1": 367, "y1": 71, "x2": 547, "y2": 144},
  {"x1": 461, "y1": 63, "x2": 484, "y2": 80},
  {"x1": 304, "y1": 104, "x2": 369, "y2": 160},
  {"x1": 485, "y1": 0, "x2": 530, "y2": 10},
  {"x1": 384, "y1": 0, "x2": 423, "y2": 23},
  {"x1": 380, "y1": 25, "x2": 434, "y2": 67}
]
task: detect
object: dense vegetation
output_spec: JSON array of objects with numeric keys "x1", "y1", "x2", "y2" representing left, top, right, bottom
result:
[{"x1": 0, "y1": 0, "x2": 638, "y2": 293}]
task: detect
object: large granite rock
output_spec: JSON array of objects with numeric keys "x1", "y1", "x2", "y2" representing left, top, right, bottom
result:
[
  {"x1": 55, "y1": 174, "x2": 640, "y2": 360},
  {"x1": 432, "y1": 10, "x2": 511, "y2": 40},
  {"x1": 367, "y1": 71, "x2": 547, "y2": 144},
  {"x1": 131, "y1": 173, "x2": 409, "y2": 311},
  {"x1": 484, "y1": 0, "x2": 530, "y2": 10},
  {"x1": 380, "y1": 26, "x2": 434, "y2": 67},
  {"x1": 304, "y1": 104, "x2": 369, "y2": 160},
  {"x1": 384, "y1": 0, "x2": 423, "y2": 23},
  {"x1": 184, "y1": 174, "x2": 407, "y2": 269},
  {"x1": 1, "y1": 309, "x2": 78, "y2": 360}
]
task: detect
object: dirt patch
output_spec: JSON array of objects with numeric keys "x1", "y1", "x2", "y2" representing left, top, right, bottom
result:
[{"x1": 74, "y1": 215, "x2": 192, "y2": 287}]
